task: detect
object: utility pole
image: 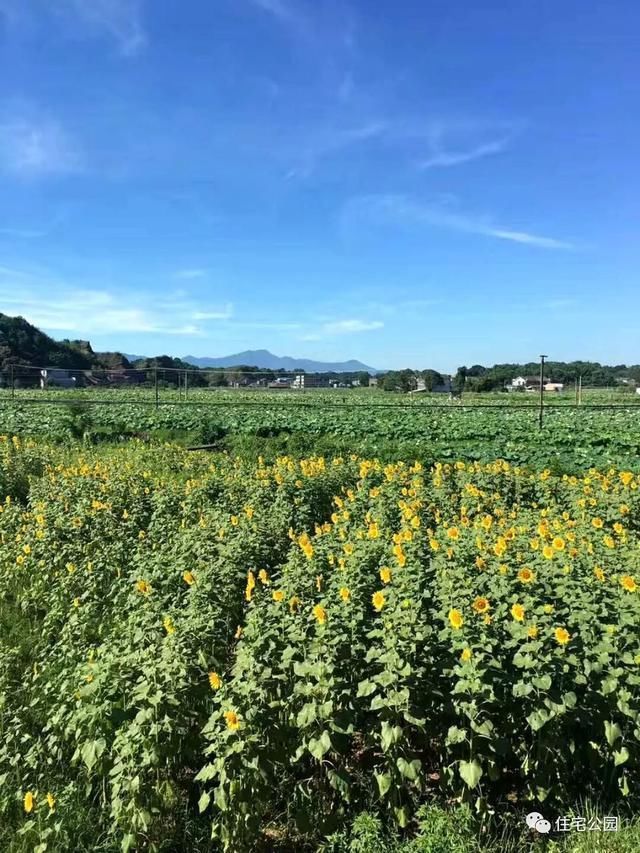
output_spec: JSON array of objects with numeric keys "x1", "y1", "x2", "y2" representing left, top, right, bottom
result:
[
  {"x1": 578, "y1": 374, "x2": 582, "y2": 406},
  {"x1": 538, "y1": 355, "x2": 547, "y2": 429},
  {"x1": 184, "y1": 370, "x2": 188, "y2": 399}
]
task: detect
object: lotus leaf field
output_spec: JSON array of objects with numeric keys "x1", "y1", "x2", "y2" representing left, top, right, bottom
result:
[{"x1": 1, "y1": 431, "x2": 640, "y2": 851}]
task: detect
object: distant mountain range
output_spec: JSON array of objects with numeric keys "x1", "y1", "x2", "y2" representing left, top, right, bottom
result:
[
  {"x1": 0, "y1": 314, "x2": 379, "y2": 374},
  {"x1": 181, "y1": 350, "x2": 379, "y2": 373}
]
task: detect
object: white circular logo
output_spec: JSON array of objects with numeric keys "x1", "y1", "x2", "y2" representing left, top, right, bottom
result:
[
  {"x1": 526, "y1": 812, "x2": 544, "y2": 829},
  {"x1": 526, "y1": 812, "x2": 551, "y2": 833}
]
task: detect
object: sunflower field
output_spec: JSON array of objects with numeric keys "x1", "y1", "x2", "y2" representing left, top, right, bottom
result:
[{"x1": 1, "y1": 434, "x2": 640, "y2": 851}]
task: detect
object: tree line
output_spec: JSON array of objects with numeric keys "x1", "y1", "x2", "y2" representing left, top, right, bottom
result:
[{"x1": 379, "y1": 362, "x2": 640, "y2": 393}]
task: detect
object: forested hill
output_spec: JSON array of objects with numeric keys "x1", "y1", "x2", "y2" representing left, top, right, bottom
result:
[
  {"x1": 0, "y1": 314, "x2": 235, "y2": 375},
  {"x1": 0, "y1": 313, "x2": 131, "y2": 371}
]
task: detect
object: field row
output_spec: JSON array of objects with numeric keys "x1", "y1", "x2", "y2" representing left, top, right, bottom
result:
[
  {"x1": 2, "y1": 398, "x2": 640, "y2": 471},
  {"x1": 3, "y1": 386, "x2": 640, "y2": 407}
]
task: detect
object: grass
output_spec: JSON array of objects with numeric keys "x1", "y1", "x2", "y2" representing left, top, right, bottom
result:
[
  {"x1": 319, "y1": 804, "x2": 640, "y2": 853},
  {"x1": 3, "y1": 802, "x2": 637, "y2": 853}
]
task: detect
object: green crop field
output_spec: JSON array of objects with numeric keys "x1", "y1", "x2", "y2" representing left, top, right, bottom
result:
[
  {"x1": 1, "y1": 388, "x2": 640, "y2": 472},
  {"x1": 2, "y1": 395, "x2": 640, "y2": 852}
]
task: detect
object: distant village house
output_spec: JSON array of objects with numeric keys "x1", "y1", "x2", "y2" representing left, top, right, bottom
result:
[
  {"x1": 268, "y1": 377, "x2": 292, "y2": 389},
  {"x1": 40, "y1": 368, "x2": 76, "y2": 389},
  {"x1": 408, "y1": 375, "x2": 453, "y2": 395},
  {"x1": 292, "y1": 374, "x2": 322, "y2": 389},
  {"x1": 508, "y1": 376, "x2": 564, "y2": 392}
]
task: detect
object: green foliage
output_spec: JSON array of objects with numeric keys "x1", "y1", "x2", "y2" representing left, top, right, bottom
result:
[
  {"x1": 406, "y1": 805, "x2": 477, "y2": 853},
  {"x1": 2, "y1": 438, "x2": 640, "y2": 851},
  {"x1": 0, "y1": 314, "x2": 94, "y2": 372},
  {"x1": 0, "y1": 314, "x2": 133, "y2": 378},
  {"x1": 421, "y1": 370, "x2": 444, "y2": 392},
  {"x1": 380, "y1": 370, "x2": 417, "y2": 393},
  {"x1": 59, "y1": 404, "x2": 96, "y2": 441},
  {"x1": 3, "y1": 388, "x2": 640, "y2": 474},
  {"x1": 452, "y1": 367, "x2": 467, "y2": 397},
  {"x1": 322, "y1": 812, "x2": 394, "y2": 853}
]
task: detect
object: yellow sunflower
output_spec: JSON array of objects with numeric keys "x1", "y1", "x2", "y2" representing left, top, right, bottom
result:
[
  {"x1": 511, "y1": 603, "x2": 525, "y2": 622},
  {"x1": 448, "y1": 609, "x2": 463, "y2": 629},
  {"x1": 23, "y1": 791, "x2": 34, "y2": 813},
  {"x1": 313, "y1": 604, "x2": 327, "y2": 625},
  {"x1": 372, "y1": 591, "x2": 386, "y2": 612},
  {"x1": 224, "y1": 710, "x2": 240, "y2": 730}
]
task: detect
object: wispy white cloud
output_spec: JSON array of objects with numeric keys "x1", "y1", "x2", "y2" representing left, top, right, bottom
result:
[
  {"x1": 0, "y1": 113, "x2": 84, "y2": 177},
  {"x1": 417, "y1": 119, "x2": 520, "y2": 169},
  {"x1": 193, "y1": 306, "x2": 234, "y2": 321},
  {"x1": 245, "y1": 0, "x2": 358, "y2": 103},
  {"x1": 419, "y1": 137, "x2": 511, "y2": 169},
  {"x1": 250, "y1": 0, "x2": 298, "y2": 24},
  {"x1": 247, "y1": 0, "x2": 316, "y2": 48},
  {"x1": 362, "y1": 298, "x2": 443, "y2": 316},
  {"x1": 281, "y1": 116, "x2": 521, "y2": 180},
  {"x1": 174, "y1": 268, "x2": 209, "y2": 280},
  {"x1": 483, "y1": 227, "x2": 573, "y2": 249},
  {"x1": 1, "y1": 265, "x2": 388, "y2": 349},
  {"x1": 300, "y1": 318, "x2": 384, "y2": 340},
  {"x1": 0, "y1": 268, "x2": 233, "y2": 336},
  {"x1": 0, "y1": 225, "x2": 48, "y2": 238},
  {"x1": 248, "y1": 0, "x2": 359, "y2": 55},
  {"x1": 285, "y1": 121, "x2": 387, "y2": 178},
  {"x1": 240, "y1": 5, "x2": 519, "y2": 181},
  {"x1": 62, "y1": 0, "x2": 147, "y2": 56},
  {"x1": 342, "y1": 194, "x2": 575, "y2": 250},
  {"x1": 0, "y1": 0, "x2": 146, "y2": 56},
  {"x1": 323, "y1": 319, "x2": 384, "y2": 334},
  {"x1": 230, "y1": 321, "x2": 302, "y2": 331}
]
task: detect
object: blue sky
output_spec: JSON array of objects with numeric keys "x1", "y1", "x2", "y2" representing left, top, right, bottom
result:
[{"x1": 0, "y1": 0, "x2": 638, "y2": 371}]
